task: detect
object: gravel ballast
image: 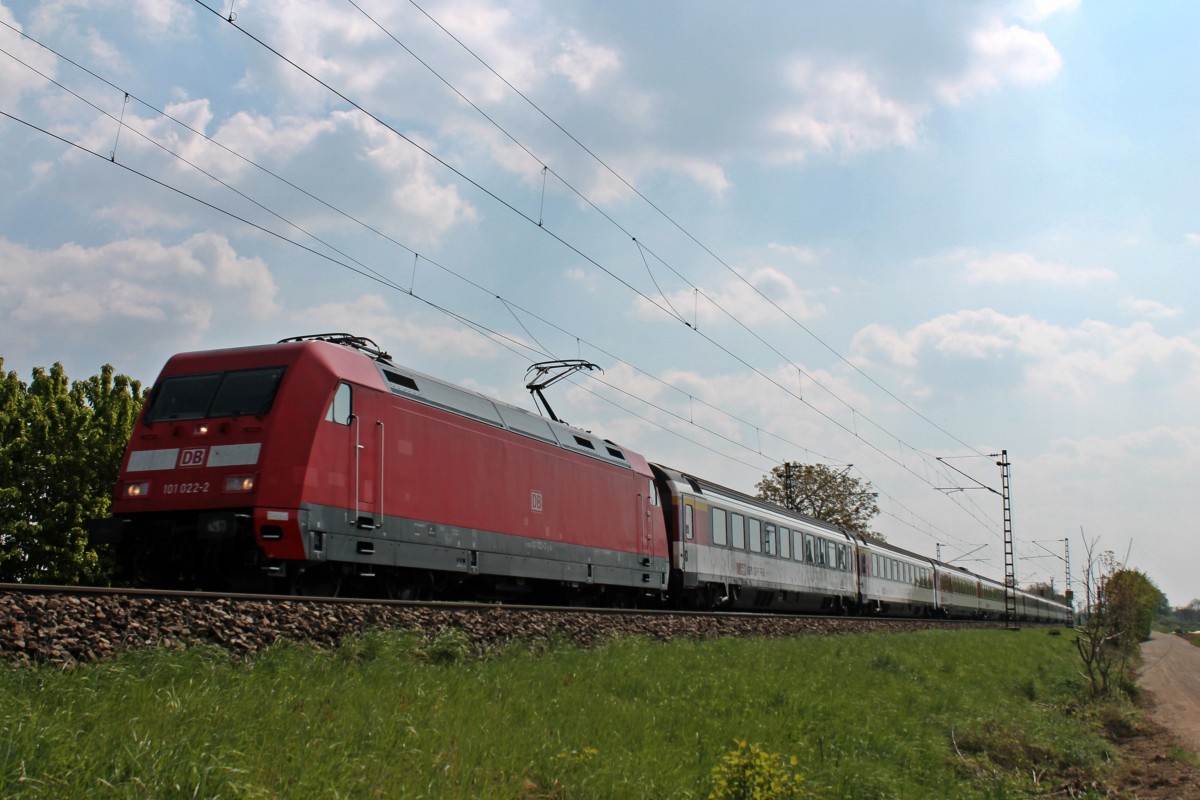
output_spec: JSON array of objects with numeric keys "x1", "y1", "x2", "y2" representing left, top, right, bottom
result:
[{"x1": 1, "y1": 589, "x2": 981, "y2": 666}]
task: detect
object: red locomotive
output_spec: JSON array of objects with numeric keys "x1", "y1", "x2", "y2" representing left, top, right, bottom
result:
[{"x1": 97, "y1": 334, "x2": 669, "y2": 601}]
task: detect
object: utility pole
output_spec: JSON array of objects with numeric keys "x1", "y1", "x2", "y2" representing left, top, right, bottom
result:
[
  {"x1": 1063, "y1": 537, "x2": 1072, "y2": 607},
  {"x1": 999, "y1": 450, "x2": 1017, "y2": 628}
]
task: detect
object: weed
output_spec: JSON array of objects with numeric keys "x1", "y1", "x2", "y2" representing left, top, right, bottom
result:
[{"x1": 709, "y1": 739, "x2": 805, "y2": 800}]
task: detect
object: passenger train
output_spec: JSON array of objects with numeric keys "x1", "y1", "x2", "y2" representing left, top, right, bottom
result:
[{"x1": 93, "y1": 334, "x2": 1073, "y2": 624}]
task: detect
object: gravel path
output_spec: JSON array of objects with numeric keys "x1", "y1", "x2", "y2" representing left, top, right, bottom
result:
[{"x1": 1140, "y1": 631, "x2": 1200, "y2": 753}]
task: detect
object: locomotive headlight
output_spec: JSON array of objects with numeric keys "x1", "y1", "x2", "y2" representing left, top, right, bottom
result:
[
  {"x1": 223, "y1": 474, "x2": 256, "y2": 493},
  {"x1": 122, "y1": 480, "x2": 151, "y2": 498},
  {"x1": 194, "y1": 423, "x2": 209, "y2": 435}
]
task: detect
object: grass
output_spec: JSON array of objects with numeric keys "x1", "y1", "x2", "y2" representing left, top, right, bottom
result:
[{"x1": 0, "y1": 627, "x2": 1119, "y2": 799}]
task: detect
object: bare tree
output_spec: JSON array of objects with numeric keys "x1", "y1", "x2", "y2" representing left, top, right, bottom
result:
[{"x1": 1073, "y1": 535, "x2": 1165, "y2": 696}]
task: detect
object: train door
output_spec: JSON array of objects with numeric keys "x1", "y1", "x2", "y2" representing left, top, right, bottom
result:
[
  {"x1": 680, "y1": 500, "x2": 694, "y2": 569},
  {"x1": 328, "y1": 381, "x2": 383, "y2": 530},
  {"x1": 637, "y1": 478, "x2": 658, "y2": 566},
  {"x1": 353, "y1": 388, "x2": 384, "y2": 531}
]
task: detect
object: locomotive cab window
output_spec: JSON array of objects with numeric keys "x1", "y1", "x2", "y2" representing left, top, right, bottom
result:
[
  {"x1": 146, "y1": 366, "x2": 285, "y2": 422},
  {"x1": 326, "y1": 382, "x2": 352, "y2": 425}
]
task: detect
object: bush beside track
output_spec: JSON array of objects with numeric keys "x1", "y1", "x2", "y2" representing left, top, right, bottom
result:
[{"x1": 0, "y1": 588, "x2": 993, "y2": 666}]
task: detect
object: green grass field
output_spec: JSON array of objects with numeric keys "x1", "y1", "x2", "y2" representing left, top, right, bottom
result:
[{"x1": 1, "y1": 627, "x2": 1125, "y2": 799}]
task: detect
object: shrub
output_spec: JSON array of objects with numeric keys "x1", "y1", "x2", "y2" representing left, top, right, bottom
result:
[{"x1": 709, "y1": 739, "x2": 805, "y2": 800}]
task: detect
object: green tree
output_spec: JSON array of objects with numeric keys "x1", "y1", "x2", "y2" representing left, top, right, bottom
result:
[
  {"x1": 1106, "y1": 568, "x2": 1163, "y2": 647},
  {"x1": 0, "y1": 359, "x2": 143, "y2": 583},
  {"x1": 754, "y1": 461, "x2": 882, "y2": 540},
  {"x1": 1074, "y1": 539, "x2": 1166, "y2": 697}
]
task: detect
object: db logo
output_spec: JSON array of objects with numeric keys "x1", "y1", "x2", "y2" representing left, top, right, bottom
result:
[
  {"x1": 530, "y1": 490, "x2": 544, "y2": 513},
  {"x1": 179, "y1": 447, "x2": 208, "y2": 468}
]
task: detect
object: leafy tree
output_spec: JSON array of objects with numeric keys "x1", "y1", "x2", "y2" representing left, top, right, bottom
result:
[
  {"x1": 755, "y1": 461, "x2": 882, "y2": 540},
  {"x1": 0, "y1": 359, "x2": 143, "y2": 583},
  {"x1": 1073, "y1": 537, "x2": 1166, "y2": 697},
  {"x1": 1024, "y1": 581, "x2": 1069, "y2": 604},
  {"x1": 1106, "y1": 568, "x2": 1164, "y2": 648},
  {"x1": 1178, "y1": 599, "x2": 1200, "y2": 625}
]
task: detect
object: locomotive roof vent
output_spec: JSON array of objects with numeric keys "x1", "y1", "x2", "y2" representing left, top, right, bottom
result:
[{"x1": 278, "y1": 333, "x2": 393, "y2": 364}]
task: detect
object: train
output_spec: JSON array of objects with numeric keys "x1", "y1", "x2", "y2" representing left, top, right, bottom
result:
[{"x1": 91, "y1": 333, "x2": 1073, "y2": 624}]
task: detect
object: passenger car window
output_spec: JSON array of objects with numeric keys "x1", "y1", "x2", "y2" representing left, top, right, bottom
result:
[
  {"x1": 805, "y1": 534, "x2": 815, "y2": 564},
  {"x1": 711, "y1": 508, "x2": 728, "y2": 547},
  {"x1": 731, "y1": 513, "x2": 746, "y2": 550},
  {"x1": 747, "y1": 518, "x2": 762, "y2": 553},
  {"x1": 779, "y1": 526, "x2": 790, "y2": 559}
]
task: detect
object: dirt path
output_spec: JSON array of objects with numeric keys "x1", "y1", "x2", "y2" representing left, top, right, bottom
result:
[
  {"x1": 1109, "y1": 632, "x2": 1200, "y2": 799},
  {"x1": 1140, "y1": 631, "x2": 1200, "y2": 753}
]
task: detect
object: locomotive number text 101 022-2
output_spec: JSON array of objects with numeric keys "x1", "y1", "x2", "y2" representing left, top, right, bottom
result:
[{"x1": 162, "y1": 481, "x2": 210, "y2": 495}]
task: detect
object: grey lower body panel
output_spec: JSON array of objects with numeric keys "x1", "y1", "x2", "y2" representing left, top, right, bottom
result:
[{"x1": 300, "y1": 503, "x2": 668, "y2": 591}]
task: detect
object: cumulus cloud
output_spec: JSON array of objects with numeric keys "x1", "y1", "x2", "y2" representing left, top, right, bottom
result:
[
  {"x1": 1015, "y1": 0, "x2": 1083, "y2": 24},
  {"x1": 958, "y1": 252, "x2": 1116, "y2": 285},
  {"x1": 552, "y1": 30, "x2": 620, "y2": 91},
  {"x1": 770, "y1": 59, "x2": 922, "y2": 161},
  {"x1": 633, "y1": 266, "x2": 825, "y2": 327},
  {"x1": 290, "y1": 293, "x2": 502, "y2": 360},
  {"x1": 0, "y1": 233, "x2": 278, "y2": 360},
  {"x1": 937, "y1": 21, "x2": 1062, "y2": 105},
  {"x1": 0, "y1": 6, "x2": 57, "y2": 107},
  {"x1": 852, "y1": 309, "x2": 1200, "y2": 397},
  {"x1": 1121, "y1": 297, "x2": 1182, "y2": 320}
]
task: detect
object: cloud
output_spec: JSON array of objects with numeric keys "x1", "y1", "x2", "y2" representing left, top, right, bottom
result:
[
  {"x1": 1015, "y1": 0, "x2": 1083, "y2": 24},
  {"x1": 0, "y1": 233, "x2": 279, "y2": 363},
  {"x1": 552, "y1": 30, "x2": 620, "y2": 91},
  {"x1": 957, "y1": 251, "x2": 1116, "y2": 286},
  {"x1": 0, "y1": 6, "x2": 58, "y2": 107},
  {"x1": 1121, "y1": 297, "x2": 1182, "y2": 320},
  {"x1": 852, "y1": 309, "x2": 1200, "y2": 397},
  {"x1": 1186, "y1": 233, "x2": 1200, "y2": 246},
  {"x1": 937, "y1": 21, "x2": 1062, "y2": 105},
  {"x1": 633, "y1": 266, "x2": 825, "y2": 327},
  {"x1": 290, "y1": 293, "x2": 502, "y2": 360},
  {"x1": 770, "y1": 59, "x2": 922, "y2": 161}
]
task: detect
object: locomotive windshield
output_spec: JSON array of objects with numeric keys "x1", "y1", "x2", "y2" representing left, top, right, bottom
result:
[{"x1": 145, "y1": 366, "x2": 286, "y2": 422}]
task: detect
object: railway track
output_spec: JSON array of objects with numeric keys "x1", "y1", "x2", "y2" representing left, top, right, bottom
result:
[{"x1": 1, "y1": 583, "x2": 1006, "y2": 666}]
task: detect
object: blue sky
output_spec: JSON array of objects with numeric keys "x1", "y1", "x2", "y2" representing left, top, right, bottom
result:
[{"x1": 2, "y1": 0, "x2": 1198, "y2": 604}]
